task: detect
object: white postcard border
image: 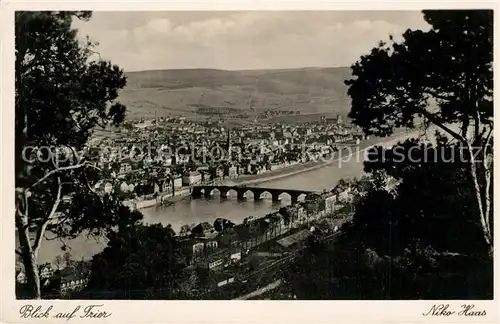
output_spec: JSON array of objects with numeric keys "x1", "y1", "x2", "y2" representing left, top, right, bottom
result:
[{"x1": 1, "y1": 1, "x2": 499, "y2": 323}]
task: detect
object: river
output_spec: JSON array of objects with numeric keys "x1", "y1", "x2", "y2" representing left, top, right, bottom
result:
[
  {"x1": 140, "y1": 127, "x2": 426, "y2": 231},
  {"x1": 30, "y1": 126, "x2": 436, "y2": 263},
  {"x1": 140, "y1": 158, "x2": 365, "y2": 230}
]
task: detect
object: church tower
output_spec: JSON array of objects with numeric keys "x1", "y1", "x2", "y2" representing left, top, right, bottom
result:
[{"x1": 226, "y1": 128, "x2": 232, "y2": 161}]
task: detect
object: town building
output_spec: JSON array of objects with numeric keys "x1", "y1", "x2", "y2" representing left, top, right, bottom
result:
[
  {"x1": 60, "y1": 276, "x2": 89, "y2": 297},
  {"x1": 323, "y1": 193, "x2": 337, "y2": 213},
  {"x1": 16, "y1": 271, "x2": 27, "y2": 284},
  {"x1": 270, "y1": 229, "x2": 312, "y2": 253},
  {"x1": 182, "y1": 171, "x2": 202, "y2": 186},
  {"x1": 191, "y1": 222, "x2": 217, "y2": 238},
  {"x1": 40, "y1": 264, "x2": 54, "y2": 279},
  {"x1": 169, "y1": 174, "x2": 181, "y2": 188}
]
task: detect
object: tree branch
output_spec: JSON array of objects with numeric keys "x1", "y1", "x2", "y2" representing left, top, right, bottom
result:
[
  {"x1": 62, "y1": 144, "x2": 81, "y2": 162},
  {"x1": 29, "y1": 162, "x2": 102, "y2": 190},
  {"x1": 23, "y1": 192, "x2": 29, "y2": 230},
  {"x1": 466, "y1": 140, "x2": 491, "y2": 248},
  {"x1": 83, "y1": 169, "x2": 100, "y2": 195},
  {"x1": 421, "y1": 104, "x2": 493, "y2": 252},
  {"x1": 419, "y1": 108, "x2": 466, "y2": 143},
  {"x1": 482, "y1": 126, "x2": 493, "y2": 158},
  {"x1": 483, "y1": 160, "x2": 492, "y2": 236},
  {"x1": 482, "y1": 126, "x2": 493, "y2": 236},
  {"x1": 32, "y1": 177, "x2": 62, "y2": 257},
  {"x1": 474, "y1": 109, "x2": 481, "y2": 142},
  {"x1": 15, "y1": 189, "x2": 27, "y2": 218},
  {"x1": 423, "y1": 89, "x2": 455, "y2": 101}
]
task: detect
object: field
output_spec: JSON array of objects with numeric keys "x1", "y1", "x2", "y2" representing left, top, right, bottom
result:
[{"x1": 117, "y1": 67, "x2": 353, "y2": 121}]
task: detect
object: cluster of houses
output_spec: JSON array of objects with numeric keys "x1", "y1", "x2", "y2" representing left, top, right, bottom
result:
[
  {"x1": 87, "y1": 116, "x2": 366, "y2": 201},
  {"x1": 16, "y1": 259, "x2": 92, "y2": 298},
  {"x1": 16, "y1": 114, "x2": 365, "y2": 296},
  {"x1": 177, "y1": 190, "x2": 352, "y2": 285},
  {"x1": 15, "y1": 184, "x2": 357, "y2": 297}
]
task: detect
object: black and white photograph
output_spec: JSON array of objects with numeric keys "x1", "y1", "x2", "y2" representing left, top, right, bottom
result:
[{"x1": 6, "y1": 3, "x2": 496, "y2": 314}]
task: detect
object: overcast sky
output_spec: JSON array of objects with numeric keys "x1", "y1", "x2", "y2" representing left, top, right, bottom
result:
[{"x1": 73, "y1": 11, "x2": 430, "y2": 72}]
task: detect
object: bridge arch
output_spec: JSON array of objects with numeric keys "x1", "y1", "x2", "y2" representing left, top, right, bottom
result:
[
  {"x1": 297, "y1": 193, "x2": 307, "y2": 202},
  {"x1": 278, "y1": 191, "x2": 292, "y2": 201},
  {"x1": 243, "y1": 189, "x2": 255, "y2": 199},
  {"x1": 257, "y1": 190, "x2": 273, "y2": 200},
  {"x1": 225, "y1": 188, "x2": 239, "y2": 198}
]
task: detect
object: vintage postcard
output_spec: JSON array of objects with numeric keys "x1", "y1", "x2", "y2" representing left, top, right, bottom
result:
[{"x1": 1, "y1": 0, "x2": 499, "y2": 323}]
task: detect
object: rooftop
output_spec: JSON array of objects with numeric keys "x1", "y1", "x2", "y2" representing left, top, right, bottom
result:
[{"x1": 276, "y1": 229, "x2": 312, "y2": 248}]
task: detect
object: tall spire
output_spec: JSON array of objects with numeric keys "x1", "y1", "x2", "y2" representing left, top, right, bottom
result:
[{"x1": 226, "y1": 128, "x2": 231, "y2": 161}]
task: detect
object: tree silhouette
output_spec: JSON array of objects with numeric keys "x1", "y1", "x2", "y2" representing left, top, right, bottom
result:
[
  {"x1": 359, "y1": 138, "x2": 487, "y2": 257},
  {"x1": 15, "y1": 11, "x2": 139, "y2": 298},
  {"x1": 345, "y1": 10, "x2": 493, "y2": 255},
  {"x1": 213, "y1": 218, "x2": 236, "y2": 232},
  {"x1": 84, "y1": 224, "x2": 186, "y2": 299}
]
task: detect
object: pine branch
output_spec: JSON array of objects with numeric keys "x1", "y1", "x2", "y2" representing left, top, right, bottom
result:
[{"x1": 419, "y1": 108, "x2": 466, "y2": 143}]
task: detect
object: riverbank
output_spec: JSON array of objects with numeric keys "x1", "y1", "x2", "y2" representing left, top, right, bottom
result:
[
  {"x1": 236, "y1": 127, "x2": 421, "y2": 186},
  {"x1": 123, "y1": 188, "x2": 191, "y2": 210},
  {"x1": 27, "y1": 127, "x2": 423, "y2": 264},
  {"x1": 127, "y1": 160, "x2": 336, "y2": 211},
  {"x1": 128, "y1": 128, "x2": 417, "y2": 210}
]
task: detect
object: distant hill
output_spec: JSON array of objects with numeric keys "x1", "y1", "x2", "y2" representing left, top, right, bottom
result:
[{"x1": 118, "y1": 67, "x2": 354, "y2": 121}]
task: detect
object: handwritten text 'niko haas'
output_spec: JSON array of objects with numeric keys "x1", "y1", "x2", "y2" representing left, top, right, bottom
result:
[
  {"x1": 19, "y1": 304, "x2": 112, "y2": 320},
  {"x1": 423, "y1": 304, "x2": 487, "y2": 317}
]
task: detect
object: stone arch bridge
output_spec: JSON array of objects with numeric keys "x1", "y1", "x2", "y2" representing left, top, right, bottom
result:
[{"x1": 191, "y1": 185, "x2": 318, "y2": 204}]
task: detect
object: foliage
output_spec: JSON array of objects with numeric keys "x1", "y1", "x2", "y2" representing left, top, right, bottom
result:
[
  {"x1": 284, "y1": 230, "x2": 388, "y2": 299},
  {"x1": 15, "y1": 11, "x2": 137, "y2": 299},
  {"x1": 213, "y1": 218, "x2": 236, "y2": 232},
  {"x1": 284, "y1": 135, "x2": 493, "y2": 299},
  {"x1": 345, "y1": 9, "x2": 493, "y2": 255},
  {"x1": 345, "y1": 10, "x2": 492, "y2": 137},
  {"x1": 285, "y1": 135, "x2": 493, "y2": 299},
  {"x1": 179, "y1": 224, "x2": 192, "y2": 237},
  {"x1": 279, "y1": 207, "x2": 292, "y2": 225},
  {"x1": 284, "y1": 226, "x2": 493, "y2": 300},
  {"x1": 83, "y1": 224, "x2": 186, "y2": 299},
  {"x1": 359, "y1": 137, "x2": 488, "y2": 256}
]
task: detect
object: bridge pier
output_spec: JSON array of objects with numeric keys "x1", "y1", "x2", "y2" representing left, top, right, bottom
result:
[
  {"x1": 192, "y1": 187, "x2": 202, "y2": 199},
  {"x1": 253, "y1": 190, "x2": 263, "y2": 201},
  {"x1": 237, "y1": 190, "x2": 246, "y2": 201},
  {"x1": 203, "y1": 188, "x2": 212, "y2": 198},
  {"x1": 290, "y1": 193, "x2": 300, "y2": 205},
  {"x1": 220, "y1": 189, "x2": 228, "y2": 199},
  {"x1": 271, "y1": 192, "x2": 281, "y2": 202}
]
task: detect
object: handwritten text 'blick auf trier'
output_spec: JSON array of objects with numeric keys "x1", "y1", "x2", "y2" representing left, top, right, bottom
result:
[{"x1": 19, "y1": 304, "x2": 112, "y2": 320}]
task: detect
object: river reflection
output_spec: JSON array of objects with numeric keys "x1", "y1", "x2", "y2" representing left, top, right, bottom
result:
[
  {"x1": 32, "y1": 127, "x2": 432, "y2": 263},
  {"x1": 142, "y1": 192, "x2": 292, "y2": 232},
  {"x1": 141, "y1": 158, "x2": 364, "y2": 233}
]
